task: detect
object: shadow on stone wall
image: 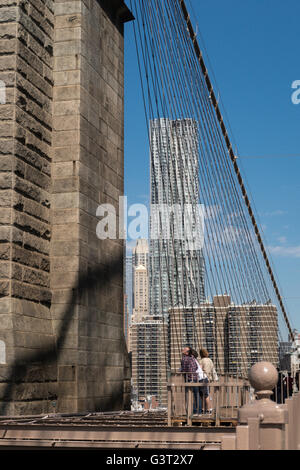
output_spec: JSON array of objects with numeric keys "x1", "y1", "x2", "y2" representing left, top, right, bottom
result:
[{"x1": 0, "y1": 255, "x2": 130, "y2": 415}]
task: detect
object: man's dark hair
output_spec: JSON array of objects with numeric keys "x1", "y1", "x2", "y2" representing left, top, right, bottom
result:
[{"x1": 190, "y1": 347, "x2": 198, "y2": 358}]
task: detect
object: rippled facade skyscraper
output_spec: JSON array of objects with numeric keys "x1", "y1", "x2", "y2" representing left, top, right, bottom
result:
[{"x1": 149, "y1": 118, "x2": 205, "y2": 318}]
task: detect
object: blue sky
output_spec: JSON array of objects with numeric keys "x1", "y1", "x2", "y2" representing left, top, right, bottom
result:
[{"x1": 124, "y1": 0, "x2": 300, "y2": 331}]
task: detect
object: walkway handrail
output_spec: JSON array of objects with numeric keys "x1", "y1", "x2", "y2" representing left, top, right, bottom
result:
[{"x1": 167, "y1": 373, "x2": 250, "y2": 427}]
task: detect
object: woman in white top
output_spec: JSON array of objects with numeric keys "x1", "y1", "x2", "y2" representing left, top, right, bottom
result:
[{"x1": 199, "y1": 348, "x2": 217, "y2": 413}]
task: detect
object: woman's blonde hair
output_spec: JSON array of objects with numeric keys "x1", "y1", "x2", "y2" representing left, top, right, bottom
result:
[{"x1": 200, "y1": 348, "x2": 209, "y2": 358}]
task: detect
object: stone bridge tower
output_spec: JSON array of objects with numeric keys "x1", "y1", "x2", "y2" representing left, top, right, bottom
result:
[{"x1": 0, "y1": 0, "x2": 133, "y2": 415}]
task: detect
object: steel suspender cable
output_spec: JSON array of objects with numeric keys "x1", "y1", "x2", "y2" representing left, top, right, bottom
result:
[
  {"x1": 129, "y1": 0, "x2": 292, "y2": 394},
  {"x1": 177, "y1": 0, "x2": 294, "y2": 343},
  {"x1": 143, "y1": 0, "x2": 260, "y2": 370},
  {"x1": 154, "y1": 0, "x2": 276, "y2": 362}
]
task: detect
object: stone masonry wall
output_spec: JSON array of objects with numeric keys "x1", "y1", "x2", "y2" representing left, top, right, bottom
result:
[
  {"x1": 0, "y1": 0, "x2": 58, "y2": 415},
  {"x1": 52, "y1": 0, "x2": 130, "y2": 413},
  {"x1": 0, "y1": 0, "x2": 131, "y2": 415}
]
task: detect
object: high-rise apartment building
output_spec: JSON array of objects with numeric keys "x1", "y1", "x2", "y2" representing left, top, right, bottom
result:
[
  {"x1": 149, "y1": 118, "x2": 205, "y2": 318},
  {"x1": 124, "y1": 255, "x2": 133, "y2": 348},
  {"x1": 169, "y1": 295, "x2": 279, "y2": 377},
  {"x1": 130, "y1": 316, "x2": 168, "y2": 408},
  {"x1": 132, "y1": 265, "x2": 149, "y2": 320},
  {"x1": 130, "y1": 238, "x2": 169, "y2": 407},
  {"x1": 132, "y1": 239, "x2": 149, "y2": 322}
]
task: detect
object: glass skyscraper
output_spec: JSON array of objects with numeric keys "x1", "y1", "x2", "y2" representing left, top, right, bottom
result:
[{"x1": 149, "y1": 118, "x2": 205, "y2": 318}]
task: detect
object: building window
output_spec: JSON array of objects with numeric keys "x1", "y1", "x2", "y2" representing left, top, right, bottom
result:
[{"x1": 0, "y1": 340, "x2": 6, "y2": 364}]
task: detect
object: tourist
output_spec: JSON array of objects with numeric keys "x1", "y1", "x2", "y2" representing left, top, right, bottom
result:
[
  {"x1": 199, "y1": 348, "x2": 218, "y2": 413},
  {"x1": 190, "y1": 348, "x2": 204, "y2": 414},
  {"x1": 180, "y1": 347, "x2": 200, "y2": 416}
]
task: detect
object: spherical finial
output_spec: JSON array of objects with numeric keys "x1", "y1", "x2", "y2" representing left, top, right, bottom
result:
[{"x1": 249, "y1": 362, "x2": 278, "y2": 394}]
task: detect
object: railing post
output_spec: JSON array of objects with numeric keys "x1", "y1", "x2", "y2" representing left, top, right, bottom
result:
[
  {"x1": 170, "y1": 373, "x2": 185, "y2": 416},
  {"x1": 215, "y1": 386, "x2": 220, "y2": 426},
  {"x1": 283, "y1": 392, "x2": 300, "y2": 450},
  {"x1": 283, "y1": 397, "x2": 295, "y2": 450},
  {"x1": 167, "y1": 385, "x2": 172, "y2": 427},
  {"x1": 187, "y1": 387, "x2": 192, "y2": 426},
  {"x1": 238, "y1": 362, "x2": 288, "y2": 450}
]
